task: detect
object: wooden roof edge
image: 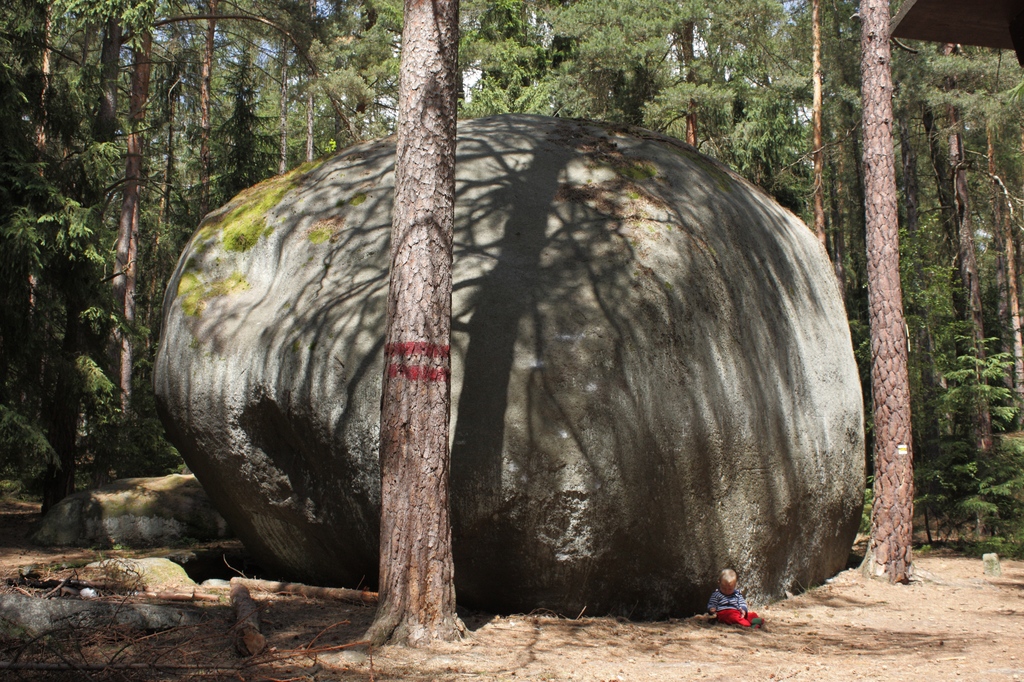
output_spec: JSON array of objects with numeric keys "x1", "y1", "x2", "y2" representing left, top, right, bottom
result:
[
  {"x1": 890, "y1": 0, "x2": 919, "y2": 36},
  {"x1": 890, "y1": 0, "x2": 1024, "y2": 66}
]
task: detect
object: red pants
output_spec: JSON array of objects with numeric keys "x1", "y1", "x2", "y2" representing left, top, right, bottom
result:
[{"x1": 715, "y1": 609, "x2": 760, "y2": 627}]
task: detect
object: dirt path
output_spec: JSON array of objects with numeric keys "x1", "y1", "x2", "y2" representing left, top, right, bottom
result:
[{"x1": 2, "y1": 500, "x2": 1023, "y2": 680}]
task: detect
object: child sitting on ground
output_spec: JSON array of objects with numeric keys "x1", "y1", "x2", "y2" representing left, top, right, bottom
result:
[{"x1": 707, "y1": 568, "x2": 763, "y2": 628}]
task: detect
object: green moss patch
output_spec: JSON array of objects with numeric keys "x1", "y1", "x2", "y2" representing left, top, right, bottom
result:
[
  {"x1": 618, "y1": 161, "x2": 658, "y2": 181},
  {"x1": 307, "y1": 216, "x2": 346, "y2": 244},
  {"x1": 177, "y1": 271, "x2": 250, "y2": 317},
  {"x1": 201, "y1": 158, "x2": 327, "y2": 253},
  {"x1": 349, "y1": 192, "x2": 368, "y2": 206}
]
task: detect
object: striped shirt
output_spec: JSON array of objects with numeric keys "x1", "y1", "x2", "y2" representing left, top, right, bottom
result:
[{"x1": 707, "y1": 588, "x2": 748, "y2": 614}]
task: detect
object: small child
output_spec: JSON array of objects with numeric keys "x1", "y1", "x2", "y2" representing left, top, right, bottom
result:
[{"x1": 707, "y1": 568, "x2": 763, "y2": 628}]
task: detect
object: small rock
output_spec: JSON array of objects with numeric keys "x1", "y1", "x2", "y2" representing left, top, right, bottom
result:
[
  {"x1": 983, "y1": 553, "x2": 1002, "y2": 577},
  {"x1": 85, "y1": 557, "x2": 196, "y2": 592},
  {"x1": 200, "y1": 578, "x2": 231, "y2": 588}
]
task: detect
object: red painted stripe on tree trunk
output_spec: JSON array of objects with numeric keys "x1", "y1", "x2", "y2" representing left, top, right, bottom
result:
[
  {"x1": 384, "y1": 342, "x2": 450, "y2": 358},
  {"x1": 387, "y1": 363, "x2": 450, "y2": 382}
]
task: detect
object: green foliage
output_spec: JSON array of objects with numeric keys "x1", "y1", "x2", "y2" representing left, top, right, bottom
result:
[
  {"x1": 914, "y1": 346, "x2": 1024, "y2": 549},
  {"x1": 460, "y1": 0, "x2": 553, "y2": 117},
  {"x1": 0, "y1": 405, "x2": 57, "y2": 480},
  {"x1": 215, "y1": 47, "x2": 275, "y2": 205},
  {"x1": 860, "y1": 480, "x2": 874, "y2": 536}
]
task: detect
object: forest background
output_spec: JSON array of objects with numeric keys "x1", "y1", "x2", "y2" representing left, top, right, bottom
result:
[{"x1": 2, "y1": 0, "x2": 1024, "y2": 557}]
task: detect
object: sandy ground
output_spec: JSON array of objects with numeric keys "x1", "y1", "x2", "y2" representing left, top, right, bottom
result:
[{"x1": 2, "y1": 497, "x2": 1023, "y2": 681}]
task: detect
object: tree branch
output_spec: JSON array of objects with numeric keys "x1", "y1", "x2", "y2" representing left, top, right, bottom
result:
[{"x1": 153, "y1": 13, "x2": 357, "y2": 142}]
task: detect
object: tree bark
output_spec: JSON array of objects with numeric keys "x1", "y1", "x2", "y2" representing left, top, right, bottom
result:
[
  {"x1": 991, "y1": 124, "x2": 1024, "y2": 421},
  {"x1": 231, "y1": 578, "x2": 377, "y2": 604},
  {"x1": 229, "y1": 582, "x2": 266, "y2": 656},
  {"x1": 827, "y1": 150, "x2": 846, "y2": 299},
  {"x1": 199, "y1": 0, "x2": 217, "y2": 218},
  {"x1": 811, "y1": 0, "x2": 826, "y2": 248},
  {"x1": 146, "y1": 67, "x2": 180, "y2": 330},
  {"x1": 113, "y1": 31, "x2": 153, "y2": 415},
  {"x1": 943, "y1": 45, "x2": 992, "y2": 452},
  {"x1": 279, "y1": 43, "x2": 289, "y2": 174},
  {"x1": 901, "y1": 108, "x2": 943, "y2": 498},
  {"x1": 365, "y1": 0, "x2": 463, "y2": 648},
  {"x1": 41, "y1": 298, "x2": 83, "y2": 513},
  {"x1": 859, "y1": 0, "x2": 914, "y2": 584},
  {"x1": 922, "y1": 105, "x2": 956, "y2": 255},
  {"x1": 35, "y1": 2, "x2": 51, "y2": 155},
  {"x1": 306, "y1": 0, "x2": 316, "y2": 162},
  {"x1": 990, "y1": 124, "x2": 1011, "y2": 386},
  {"x1": 95, "y1": 19, "x2": 122, "y2": 144},
  {"x1": 680, "y1": 21, "x2": 697, "y2": 147},
  {"x1": 306, "y1": 87, "x2": 315, "y2": 162},
  {"x1": 898, "y1": 114, "x2": 918, "y2": 236}
]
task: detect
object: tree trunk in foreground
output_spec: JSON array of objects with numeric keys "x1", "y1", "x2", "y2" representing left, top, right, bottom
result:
[
  {"x1": 113, "y1": 31, "x2": 153, "y2": 415},
  {"x1": 859, "y1": 0, "x2": 914, "y2": 583},
  {"x1": 365, "y1": 0, "x2": 463, "y2": 648}
]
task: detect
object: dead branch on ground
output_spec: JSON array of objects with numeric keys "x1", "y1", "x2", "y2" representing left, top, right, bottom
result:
[
  {"x1": 230, "y1": 577, "x2": 378, "y2": 605},
  {"x1": 229, "y1": 581, "x2": 266, "y2": 657}
]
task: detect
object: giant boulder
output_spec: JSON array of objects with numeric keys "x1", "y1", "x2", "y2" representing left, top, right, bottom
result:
[{"x1": 155, "y1": 114, "x2": 864, "y2": 617}]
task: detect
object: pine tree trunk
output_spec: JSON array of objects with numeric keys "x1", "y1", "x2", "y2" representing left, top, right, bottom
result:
[
  {"x1": 365, "y1": 0, "x2": 463, "y2": 648},
  {"x1": 994, "y1": 124, "x2": 1024, "y2": 423},
  {"x1": 944, "y1": 60, "x2": 992, "y2": 451},
  {"x1": 199, "y1": 0, "x2": 217, "y2": 218},
  {"x1": 898, "y1": 114, "x2": 918, "y2": 235},
  {"x1": 827, "y1": 151, "x2": 846, "y2": 299},
  {"x1": 41, "y1": 299, "x2": 84, "y2": 513},
  {"x1": 811, "y1": 0, "x2": 826, "y2": 248},
  {"x1": 146, "y1": 71, "x2": 178, "y2": 330},
  {"x1": 306, "y1": 0, "x2": 316, "y2": 162},
  {"x1": 922, "y1": 105, "x2": 956, "y2": 254},
  {"x1": 279, "y1": 44, "x2": 288, "y2": 174},
  {"x1": 35, "y1": 3, "x2": 51, "y2": 155},
  {"x1": 95, "y1": 19, "x2": 121, "y2": 144},
  {"x1": 990, "y1": 125, "x2": 1012, "y2": 387},
  {"x1": 113, "y1": 31, "x2": 153, "y2": 415},
  {"x1": 859, "y1": 0, "x2": 914, "y2": 584},
  {"x1": 901, "y1": 109, "x2": 943, "y2": 499},
  {"x1": 680, "y1": 21, "x2": 697, "y2": 147},
  {"x1": 306, "y1": 88, "x2": 315, "y2": 162}
]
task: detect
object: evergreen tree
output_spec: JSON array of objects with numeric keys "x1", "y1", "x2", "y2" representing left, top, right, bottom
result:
[{"x1": 216, "y1": 47, "x2": 275, "y2": 203}]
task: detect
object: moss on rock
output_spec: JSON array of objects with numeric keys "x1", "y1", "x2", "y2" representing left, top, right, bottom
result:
[{"x1": 177, "y1": 271, "x2": 250, "y2": 317}]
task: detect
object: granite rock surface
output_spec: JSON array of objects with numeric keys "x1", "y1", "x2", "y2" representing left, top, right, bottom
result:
[{"x1": 155, "y1": 114, "x2": 864, "y2": 616}]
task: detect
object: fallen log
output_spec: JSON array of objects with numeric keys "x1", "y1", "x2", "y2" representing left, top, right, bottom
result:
[
  {"x1": 229, "y1": 582, "x2": 266, "y2": 657},
  {"x1": 0, "y1": 593, "x2": 203, "y2": 637},
  {"x1": 142, "y1": 590, "x2": 222, "y2": 602},
  {"x1": 229, "y1": 577, "x2": 378, "y2": 605}
]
